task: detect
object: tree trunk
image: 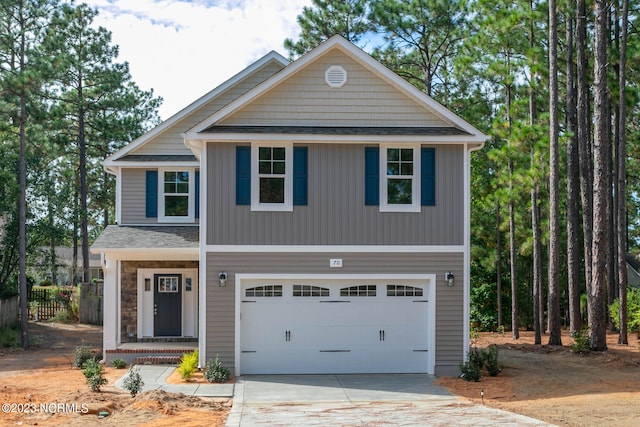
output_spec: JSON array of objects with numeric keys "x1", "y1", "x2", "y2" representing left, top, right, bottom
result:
[
  {"x1": 589, "y1": 0, "x2": 610, "y2": 351},
  {"x1": 529, "y1": 0, "x2": 542, "y2": 345},
  {"x1": 497, "y1": 204, "x2": 503, "y2": 328},
  {"x1": 617, "y1": 0, "x2": 629, "y2": 345},
  {"x1": 78, "y1": 72, "x2": 90, "y2": 285},
  {"x1": 17, "y1": 0, "x2": 29, "y2": 349},
  {"x1": 577, "y1": 0, "x2": 593, "y2": 314},
  {"x1": 565, "y1": 11, "x2": 582, "y2": 335},
  {"x1": 548, "y1": 0, "x2": 562, "y2": 346}
]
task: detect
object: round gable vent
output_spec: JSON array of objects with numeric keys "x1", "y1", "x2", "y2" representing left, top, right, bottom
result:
[{"x1": 325, "y1": 65, "x2": 347, "y2": 88}]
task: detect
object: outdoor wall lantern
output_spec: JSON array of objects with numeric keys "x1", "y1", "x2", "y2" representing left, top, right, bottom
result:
[
  {"x1": 445, "y1": 271, "x2": 455, "y2": 287},
  {"x1": 218, "y1": 272, "x2": 227, "y2": 287}
]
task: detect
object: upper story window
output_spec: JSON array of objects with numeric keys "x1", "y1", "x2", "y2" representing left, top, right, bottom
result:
[
  {"x1": 163, "y1": 171, "x2": 190, "y2": 216},
  {"x1": 365, "y1": 144, "x2": 435, "y2": 212},
  {"x1": 251, "y1": 142, "x2": 293, "y2": 211},
  {"x1": 154, "y1": 168, "x2": 196, "y2": 223},
  {"x1": 381, "y1": 144, "x2": 420, "y2": 212},
  {"x1": 236, "y1": 144, "x2": 307, "y2": 211}
]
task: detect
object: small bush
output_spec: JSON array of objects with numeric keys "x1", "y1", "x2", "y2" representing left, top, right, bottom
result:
[
  {"x1": 0, "y1": 326, "x2": 19, "y2": 348},
  {"x1": 460, "y1": 361, "x2": 482, "y2": 381},
  {"x1": 82, "y1": 359, "x2": 107, "y2": 392},
  {"x1": 203, "y1": 356, "x2": 231, "y2": 383},
  {"x1": 177, "y1": 349, "x2": 199, "y2": 379},
  {"x1": 73, "y1": 346, "x2": 93, "y2": 368},
  {"x1": 122, "y1": 366, "x2": 144, "y2": 397},
  {"x1": 111, "y1": 358, "x2": 127, "y2": 369},
  {"x1": 460, "y1": 346, "x2": 502, "y2": 381},
  {"x1": 485, "y1": 345, "x2": 502, "y2": 376},
  {"x1": 570, "y1": 328, "x2": 590, "y2": 353}
]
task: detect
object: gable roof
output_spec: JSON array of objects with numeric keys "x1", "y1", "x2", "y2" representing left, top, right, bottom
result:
[
  {"x1": 104, "y1": 50, "x2": 289, "y2": 168},
  {"x1": 185, "y1": 35, "x2": 488, "y2": 145}
]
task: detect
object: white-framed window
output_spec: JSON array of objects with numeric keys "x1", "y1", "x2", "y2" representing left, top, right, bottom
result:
[
  {"x1": 158, "y1": 168, "x2": 195, "y2": 222},
  {"x1": 380, "y1": 144, "x2": 421, "y2": 212},
  {"x1": 251, "y1": 142, "x2": 293, "y2": 211}
]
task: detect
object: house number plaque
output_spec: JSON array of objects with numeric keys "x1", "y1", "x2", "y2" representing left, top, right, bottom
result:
[{"x1": 330, "y1": 258, "x2": 343, "y2": 268}]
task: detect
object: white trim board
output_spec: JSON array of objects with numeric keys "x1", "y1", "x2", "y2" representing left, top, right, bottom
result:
[{"x1": 205, "y1": 245, "x2": 464, "y2": 253}]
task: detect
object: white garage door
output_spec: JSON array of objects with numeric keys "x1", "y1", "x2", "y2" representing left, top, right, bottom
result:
[{"x1": 239, "y1": 278, "x2": 433, "y2": 374}]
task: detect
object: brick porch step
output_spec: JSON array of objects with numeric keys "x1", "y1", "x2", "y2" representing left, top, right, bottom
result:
[{"x1": 134, "y1": 355, "x2": 182, "y2": 365}]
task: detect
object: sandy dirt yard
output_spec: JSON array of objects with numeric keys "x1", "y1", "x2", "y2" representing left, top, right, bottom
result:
[
  {"x1": 437, "y1": 330, "x2": 640, "y2": 427},
  {"x1": 2, "y1": 322, "x2": 640, "y2": 426},
  {"x1": 0, "y1": 322, "x2": 230, "y2": 426}
]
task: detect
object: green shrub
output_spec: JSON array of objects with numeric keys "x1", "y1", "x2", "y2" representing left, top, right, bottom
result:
[
  {"x1": 570, "y1": 328, "x2": 590, "y2": 353},
  {"x1": 460, "y1": 346, "x2": 502, "y2": 381},
  {"x1": 82, "y1": 359, "x2": 107, "y2": 392},
  {"x1": 485, "y1": 345, "x2": 502, "y2": 376},
  {"x1": 203, "y1": 356, "x2": 231, "y2": 383},
  {"x1": 610, "y1": 288, "x2": 640, "y2": 336},
  {"x1": 122, "y1": 366, "x2": 144, "y2": 397},
  {"x1": 177, "y1": 349, "x2": 199, "y2": 379},
  {"x1": 73, "y1": 346, "x2": 93, "y2": 368},
  {"x1": 0, "y1": 326, "x2": 19, "y2": 348},
  {"x1": 460, "y1": 361, "x2": 482, "y2": 381},
  {"x1": 111, "y1": 358, "x2": 127, "y2": 369}
]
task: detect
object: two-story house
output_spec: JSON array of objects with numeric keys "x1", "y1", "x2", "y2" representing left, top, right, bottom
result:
[{"x1": 92, "y1": 35, "x2": 487, "y2": 376}]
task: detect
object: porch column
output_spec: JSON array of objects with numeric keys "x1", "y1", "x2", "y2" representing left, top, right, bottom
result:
[{"x1": 102, "y1": 255, "x2": 118, "y2": 351}]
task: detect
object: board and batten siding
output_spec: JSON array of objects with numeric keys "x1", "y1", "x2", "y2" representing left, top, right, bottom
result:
[
  {"x1": 132, "y1": 60, "x2": 286, "y2": 156},
  {"x1": 206, "y1": 142, "x2": 464, "y2": 245},
  {"x1": 218, "y1": 50, "x2": 453, "y2": 127},
  {"x1": 205, "y1": 251, "x2": 464, "y2": 376}
]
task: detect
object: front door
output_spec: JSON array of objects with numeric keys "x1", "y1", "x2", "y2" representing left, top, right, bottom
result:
[{"x1": 154, "y1": 274, "x2": 182, "y2": 336}]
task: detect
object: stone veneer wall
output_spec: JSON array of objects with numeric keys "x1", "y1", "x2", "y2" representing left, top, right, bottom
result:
[{"x1": 120, "y1": 261, "x2": 199, "y2": 342}]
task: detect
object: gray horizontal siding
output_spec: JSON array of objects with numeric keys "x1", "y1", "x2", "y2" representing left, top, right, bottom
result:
[
  {"x1": 120, "y1": 168, "x2": 199, "y2": 225},
  {"x1": 206, "y1": 142, "x2": 464, "y2": 245},
  {"x1": 220, "y1": 50, "x2": 452, "y2": 127},
  {"x1": 121, "y1": 169, "x2": 156, "y2": 225},
  {"x1": 132, "y1": 59, "x2": 285, "y2": 156},
  {"x1": 205, "y1": 251, "x2": 464, "y2": 375}
]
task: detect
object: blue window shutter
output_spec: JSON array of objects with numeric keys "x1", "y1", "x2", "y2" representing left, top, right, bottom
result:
[
  {"x1": 293, "y1": 147, "x2": 308, "y2": 205},
  {"x1": 145, "y1": 170, "x2": 158, "y2": 218},
  {"x1": 421, "y1": 147, "x2": 436, "y2": 206},
  {"x1": 236, "y1": 146, "x2": 251, "y2": 205},
  {"x1": 195, "y1": 170, "x2": 200, "y2": 218},
  {"x1": 364, "y1": 147, "x2": 379, "y2": 206}
]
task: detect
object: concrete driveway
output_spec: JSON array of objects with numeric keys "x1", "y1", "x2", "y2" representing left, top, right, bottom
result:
[{"x1": 225, "y1": 374, "x2": 553, "y2": 426}]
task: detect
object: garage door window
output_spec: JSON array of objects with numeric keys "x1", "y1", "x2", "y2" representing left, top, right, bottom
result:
[
  {"x1": 387, "y1": 284, "x2": 423, "y2": 297},
  {"x1": 340, "y1": 285, "x2": 376, "y2": 297},
  {"x1": 293, "y1": 285, "x2": 329, "y2": 297},
  {"x1": 245, "y1": 285, "x2": 283, "y2": 297}
]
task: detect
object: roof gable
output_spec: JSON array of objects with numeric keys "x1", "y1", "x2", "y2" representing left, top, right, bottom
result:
[
  {"x1": 187, "y1": 35, "x2": 487, "y2": 143},
  {"x1": 104, "y1": 51, "x2": 289, "y2": 167}
]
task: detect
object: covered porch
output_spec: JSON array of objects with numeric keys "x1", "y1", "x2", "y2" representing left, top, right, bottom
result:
[{"x1": 91, "y1": 225, "x2": 201, "y2": 363}]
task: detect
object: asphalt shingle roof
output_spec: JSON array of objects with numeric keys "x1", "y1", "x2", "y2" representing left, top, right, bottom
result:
[
  {"x1": 200, "y1": 125, "x2": 470, "y2": 136},
  {"x1": 91, "y1": 225, "x2": 199, "y2": 250}
]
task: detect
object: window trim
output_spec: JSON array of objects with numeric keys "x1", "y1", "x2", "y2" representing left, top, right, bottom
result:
[
  {"x1": 251, "y1": 142, "x2": 293, "y2": 211},
  {"x1": 158, "y1": 167, "x2": 196, "y2": 223},
  {"x1": 380, "y1": 143, "x2": 421, "y2": 212}
]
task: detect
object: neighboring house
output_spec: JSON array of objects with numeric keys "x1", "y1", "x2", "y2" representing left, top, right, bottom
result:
[
  {"x1": 92, "y1": 36, "x2": 488, "y2": 376},
  {"x1": 32, "y1": 247, "x2": 103, "y2": 285}
]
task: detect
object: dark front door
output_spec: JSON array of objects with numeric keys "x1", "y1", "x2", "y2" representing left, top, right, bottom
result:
[{"x1": 154, "y1": 274, "x2": 182, "y2": 336}]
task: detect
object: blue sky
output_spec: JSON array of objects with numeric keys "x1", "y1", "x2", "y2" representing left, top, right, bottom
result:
[{"x1": 81, "y1": 0, "x2": 312, "y2": 120}]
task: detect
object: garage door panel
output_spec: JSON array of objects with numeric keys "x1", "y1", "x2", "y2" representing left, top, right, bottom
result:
[{"x1": 240, "y1": 280, "x2": 431, "y2": 374}]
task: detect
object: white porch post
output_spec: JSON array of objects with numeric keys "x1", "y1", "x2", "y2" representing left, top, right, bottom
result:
[{"x1": 102, "y1": 255, "x2": 118, "y2": 351}]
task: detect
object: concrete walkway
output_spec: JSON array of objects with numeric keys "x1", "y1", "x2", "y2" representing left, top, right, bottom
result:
[
  {"x1": 114, "y1": 365, "x2": 234, "y2": 397},
  {"x1": 116, "y1": 367, "x2": 554, "y2": 426}
]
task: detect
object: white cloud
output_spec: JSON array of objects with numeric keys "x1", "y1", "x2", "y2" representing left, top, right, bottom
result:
[{"x1": 81, "y1": 0, "x2": 311, "y2": 119}]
